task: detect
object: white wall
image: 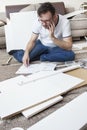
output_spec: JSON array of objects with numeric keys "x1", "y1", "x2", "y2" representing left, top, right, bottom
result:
[{"x1": 0, "y1": 0, "x2": 85, "y2": 12}]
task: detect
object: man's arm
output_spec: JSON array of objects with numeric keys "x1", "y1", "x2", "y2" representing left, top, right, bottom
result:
[
  {"x1": 22, "y1": 33, "x2": 38, "y2": 66},
  {"x1": 51, "y1": 36, "x2": 72, "y2": 50},
  {"x1": 48, "y1": 21, "x2": 72, "y2": 50}
]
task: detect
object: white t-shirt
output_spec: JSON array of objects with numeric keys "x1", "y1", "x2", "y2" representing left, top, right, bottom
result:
[{"x1": 32, "y1": 14, "x2": 71, "y2": 47}]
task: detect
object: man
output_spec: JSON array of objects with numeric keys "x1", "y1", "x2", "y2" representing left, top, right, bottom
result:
[{"x1": 12, "y1": 2, "x2": 75, "y2": 66}]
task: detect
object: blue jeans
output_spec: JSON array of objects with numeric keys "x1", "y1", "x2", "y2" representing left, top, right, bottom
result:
[{"x1": 11, "y1": 40, "x2": 75, "y2": 63}]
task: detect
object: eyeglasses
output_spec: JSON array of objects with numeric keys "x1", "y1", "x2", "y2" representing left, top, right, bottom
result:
[{"x1": 38, "y1": 18, "x2": 52, "y2": 23}]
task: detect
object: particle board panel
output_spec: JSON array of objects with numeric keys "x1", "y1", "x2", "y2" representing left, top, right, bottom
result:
[
  {"x1": 0, "y1": 75, "x2": 26, "y2": 93},
  {"x1": 5, "y1": 11, "x2": 37, "y2": 52},
  {"x1": 64, "y1": 9, "x2": 87, "y2": 18},
  {"x1": 27, "y1": 92, "x2": 87, "y2": 130},
  {"x1": 0, "y1": 73, "x2": 84, "y2": 119},
  {"x1": 22, "y1": 96, "x2": 63, "y2": 118}
]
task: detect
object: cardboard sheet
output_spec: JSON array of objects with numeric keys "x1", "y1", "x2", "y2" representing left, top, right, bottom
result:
[{"x1": 66, "y1": 68, "x2": 87, "y2": 87}]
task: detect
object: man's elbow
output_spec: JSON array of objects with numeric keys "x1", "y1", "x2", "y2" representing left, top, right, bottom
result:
[{"x1": 67, "y1": 42, "x2": 72, "y2": 50}]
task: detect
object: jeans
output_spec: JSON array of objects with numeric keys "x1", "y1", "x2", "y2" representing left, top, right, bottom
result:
[{"x1": 11, "y1": 40, "x2": 75, "y2": 63}]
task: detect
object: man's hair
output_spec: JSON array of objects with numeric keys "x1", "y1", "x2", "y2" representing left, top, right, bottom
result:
[{"x1": 37, "y1": 2, "x2": 55, "y2": 16}]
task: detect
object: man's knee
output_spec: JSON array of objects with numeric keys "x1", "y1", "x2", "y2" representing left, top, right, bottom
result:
[
  {"x1": 11, "y1": 50, "x2": 24, "y2": 63},
  {"x1": 40, "y1": 50, "x2": 75, "y2": 62},
  {"x1": 30, "y1": 40, "x2": 48, "y2": 60},
  {"x1": 68, "y1": 51, "x2": 75, "y2": 61}
]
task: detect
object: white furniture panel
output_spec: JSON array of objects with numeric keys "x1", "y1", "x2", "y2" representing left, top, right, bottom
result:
[
  {"x1": 5, "y1": 11, "x2": 37, "y2": 52},
  {"x1": 22, "y1": 96, "x2": 63, "y2": 118},
  {"x1": 27, "y1": 92, "x2": 87, "y2": 130},
  {"x1": 0, "y1": 73, "x2": 84, "y2": 119}
]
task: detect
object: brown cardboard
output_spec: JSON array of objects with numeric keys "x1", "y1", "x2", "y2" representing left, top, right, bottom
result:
[{"x1": 66, "y1": 68, "x2": 87, "y2": 87}]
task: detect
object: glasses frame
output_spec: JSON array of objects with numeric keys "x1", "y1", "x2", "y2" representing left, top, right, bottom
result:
[{"x1": 38, "y1": 17, "x2": 53, "y2": 24}]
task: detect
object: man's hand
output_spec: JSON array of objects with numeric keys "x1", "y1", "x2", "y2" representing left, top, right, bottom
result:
[
  {"x1": 22, "y1": 51, "x2": 29, "y2": 67},
  {"x1": 48, "y1": 21, "x2": 55, "y2": 39}
]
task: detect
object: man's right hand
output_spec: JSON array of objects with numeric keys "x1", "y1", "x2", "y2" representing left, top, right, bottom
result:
[
  {"x1": 22, "y1": 51, "x2": 30, "y2": 67},
  {"x1": 22, "y1": 33, "x2": 38, "y2": 66}
]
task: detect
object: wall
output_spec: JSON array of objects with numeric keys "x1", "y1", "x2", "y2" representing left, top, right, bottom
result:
[{"x1": 0, "y1": 0, "x2": 86, "y2": 12}]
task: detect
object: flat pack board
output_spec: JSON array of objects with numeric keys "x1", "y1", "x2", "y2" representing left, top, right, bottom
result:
[
  {"x1": 22, "y1": 96, "x2": 63, "y2": 118},
  {"x1": 66, "y1": 68, "x2": 87, "y2": 87},
  {"x1": 0, "y1": 75, "x2": 26, "y2": 93},
  {"x1": 55, "y1": 64, "x2": 80, "y2": 73},
  {"x1": 27, "y1": 92, "x2": 87, "y2": 130},
  {"x1": 0, "y1": 73, "x2": 84, "y2": 119},
  {"x1": 16, "y1": 66, "x2": 80, "y2": 86},
  {"x1": 72, "y1": 41, "x2": 87, "y2": 51},
  {"x1": 64, "y1": 9, "x2": 87, "y2": 18},
  {"x1": 5, "y1": 11, "x2": 37, "y2": 52},
  {"x1": 4, "y1": 23, "x2": 13, "y2": 53}
]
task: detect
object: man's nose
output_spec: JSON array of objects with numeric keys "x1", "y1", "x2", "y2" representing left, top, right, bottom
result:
[{"x1": 42, "y1": 22, "x2": 46, "y2": 26}]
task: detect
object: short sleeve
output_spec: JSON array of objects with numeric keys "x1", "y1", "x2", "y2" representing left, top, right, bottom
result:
[
  {"x1": 32, "y1": 19, "x2": 41, "y2": 35},
  {"x1": 62, "y1": 18, "x2": 71, "y2": 38}
]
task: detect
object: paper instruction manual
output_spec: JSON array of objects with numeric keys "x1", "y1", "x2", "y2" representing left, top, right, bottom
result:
[{"x1": 16, "y1": 62, "x2": 57, "y2": 74}]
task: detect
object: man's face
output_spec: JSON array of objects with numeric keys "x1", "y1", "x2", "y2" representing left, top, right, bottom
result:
[{"x1": 38, "y1": 11, "x2": 55, "y2": 29}]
